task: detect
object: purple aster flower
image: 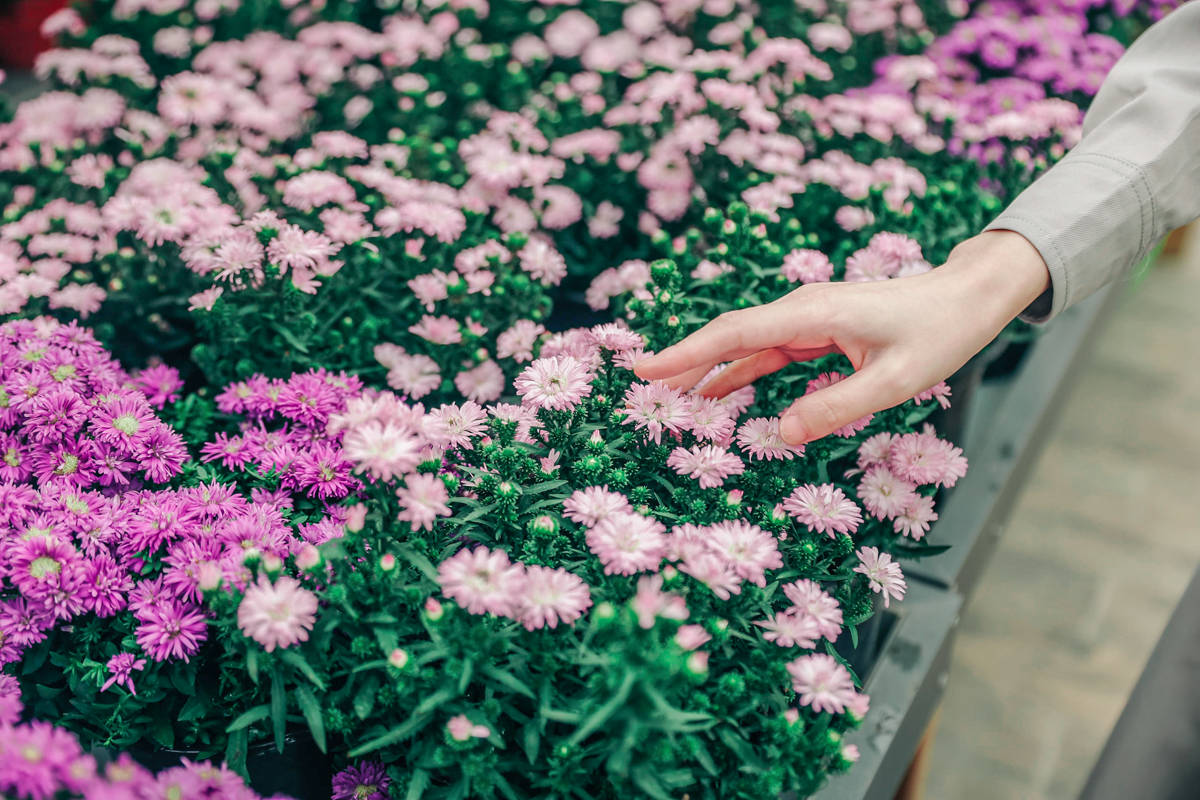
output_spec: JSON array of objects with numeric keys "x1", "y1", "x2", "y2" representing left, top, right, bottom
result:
[
  {"x1": 132, "y1": 364, "x2": 183, "y2": 409},
  {"x1": 332, "y1": 761, "x2": 391, "y2": 800},
  {"x1": 0, "y1": 673, "x2": 21, "y2": 724},
  {"x1": 91, "y1": 394, "x2": 155, "y2": 448},
  {"x1": 132, "y1": 425, "x2": 187, "y2": 483},
  {"x1": 21, "y1": 388, "x2": 88, "y2": 442},
  {"x1": 286, "y1": 443, "x2": 357, "y2": 500},
  {"x1": 100, "y1": 653, "x2": 146, "y2": 695},
  {"x1": 134, "y1": 600, "x2": 208, "y2": 662},
  {"x1": 81, "y1": 554, "x2": 133, "y2": 617}
]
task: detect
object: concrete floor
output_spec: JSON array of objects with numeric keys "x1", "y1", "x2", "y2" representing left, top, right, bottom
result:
[{"x1": 926, "y1": 229, "x2": 1200, "y2": 800}]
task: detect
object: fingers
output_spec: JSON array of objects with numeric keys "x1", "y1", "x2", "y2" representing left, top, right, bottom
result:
[
  {"x1": 661, "y1": 360, "x2": 720, "y2": 393},
  {"x1": 779, "y1": 364, "x2": 907, "y2": 445},
  {"x1": 635, "y1": 297, "x2": 830, "y2": 382},
  {"x1": 695, "y1": 346, "x2": 836, "y2": 398}
]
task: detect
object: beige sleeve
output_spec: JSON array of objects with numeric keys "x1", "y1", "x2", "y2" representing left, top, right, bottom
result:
[{"x1": 984, "y1": 2, "x2": 1200, "y2": 322}]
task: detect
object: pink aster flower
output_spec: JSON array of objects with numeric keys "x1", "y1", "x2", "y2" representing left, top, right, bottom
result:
[
  {"x1": 621, "y1": 382, "x2": 692, "y2": 444},
  {"x1": 100, "y1": 652, "x2": 146, "y2": 695},
  {"x1": 787, "y1": 653, "x2": 862, "y2": 714},
  {"x1": 854, "y1": 546, "x2": 907, "y2": 608},
  {"x1": 236, "y1": 575, "x2": 319, "y2": 653},
  {"x1": 586, "y1": 512, "x2": 667, "y2": 575},
  {"x1": 686, "y1": 396, "x2": 736, "y2": 443},
  {"x1": 782, "y1": 249, "x2": 834, "y2": 283},
  {"x1": 705, "y1": 520, "x2": 782, "y2": 587},
  {"x1": 514, "y1": 356, "x2": 594, "y2": 411},
  {"x1": 562, "y1": 486, "x2": 631, "y2": 527},
  {"x1": 782, "y1": 484, "x2": 863, "y2": 536},
  {"x1": 736, "y1": 417, "x2": 805, "y2": 460},
  {"x1": 516, "y1": 566, "x2": 592, "y2": 630},
  {"x1": 517, "y1": 237, "x2": 567, "y2": 285},
  {"x1": 911, "y1": 380, "x2": 952, "y2": 409},
  {"x1": 437, "y1": 546, "x2": 526, "y2": 617},
  {"x1": 267, "y1": 224, "x2": 341, "y2": 272},
  {"x1": 675, "y1": 624, "x2": 712, "y2": 651},
  {"x1": 342, "y1": 421, "x2": 423, "y2": 482},
  {"x1": 677, "y1": 550, "x2": 743, "y2": 600},
  {"x1": 408, "y1": 315, "x2": 462, "y2": 345},
  {"x1": 395, "y1": 473, "x2": 451, "y2": 531},
  {"x1": 496, "y1": 319, "x2": 546, "y2": 362},
  {"x1": 782, "y1": 580, "x2": 844, "y2": 641},
  {"x1": 858, "y1": 465, "x2": 919, "y2": 521},
  {"x1": 888, "y1": 431, "x2": 968, "y2": 488},
  {"x1": 375, "y1": 344, "x2": 441, "y2": 399},
  {"x1": 631, "y1": 574, "x2": 689, "y2": 629},
  {"x1": 894, "y1": 494, "x2": 938, "y2": 540},
  {"x1": 856, "y1": 432, "x2": 894, "y2": 470},
  {"x1": 454, "y1": 360, "x2": 504, "y2": 404},
  {"x1": 757, "y1": 608, "x2": 821, "y2": 649},
  {"x1": 667, "y1": 444, "x2": 744, "y2": 489}
]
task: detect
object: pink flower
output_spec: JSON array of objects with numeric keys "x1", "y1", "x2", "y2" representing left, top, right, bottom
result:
[
  {"x1": 685, "y1": 396, "x2": 736, "y2": 443},
  {"x1": 237, "y1": 575, "x2": 319, "y2": 653},
  {"x1": 631, "y1": 574, "x2": 689, "y2": 629},
  {"x1": 516, "y1": 566, "x2": 592, "y2": 630},
  {"x1": 888, "y1": 431, "x2": 967, "y2": 488},
  {"x1": 705, "y1": 520, "x2": 782, "y2": 587},
  {"x1": 517, "y1": 237, "x2": 567, "y2": 285},
  {"x1": 438, "y1": 546, "x2": 526, "y2": 617},
  {"x1": 854, "y1": 546, "x2": 907, "y2": 608},
  {"x1": 674, "y1": 624, "x2": 711, "y2": 650},
  {"x1": 782, "y1": 484, "x2": 863, "y2": 536},
  {"x1": 858, "y1": 465, "x2": 918, "y2": 521},
  {"x1": 514, "y1": 356, "x2": 594, "y2": 411},
  {"x1": 454, "y1": 360, "x2": 504, "y2": 404},
  {"x1": 375, "y1": 344, "x2": 441, "y2": 400},
  {"x1": 621, "y1": 382, "x2": 692, "y2": 444},
  {"x1": 736, "y1": 417, "x2": 804, "y2": 461},
  {"x1": 562, "y1": 486, "x2": 631, "y2": 527},
  {"x1": 894, "y1": 494, "x2": 938, "y2": 540},
  {"x1": 586, "y1": 512, "x2": 667, "y2": 575},
  {"x1": 496, "y1": 320, "x2": 545, "y2": 362},
  {"x1": 100, "y1": 653, "x2": 146, "y2": 695},
  {"x1": 447, "y1": 714, "x2": 491, "y2": 741},
  {"x1": 787, "y1": 653, "x2": 863, "y2": 714},
  {"x1": 757, "y1": 608, "x2": 820, "y2": 649},
  {"x1": 135, "y1": 601, "x2": 208, "y2": 662},
  {"x1": 408, "y1": 315, "x2": 462, "y2": 345},
  {"x1": 395, "y1": 473, "x2": 451, "y2": 531},
  {"x1": 342, "y1": 421, "x2": 423, "y2": 482},
  {"x1": 782, "y1": 580, "x2": 843, "y2": 641},
  {"x1": 782, "y1": 249, "x2": 834, "y2": 283}
]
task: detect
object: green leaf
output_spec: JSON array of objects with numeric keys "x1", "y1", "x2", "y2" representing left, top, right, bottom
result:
[
  {"x1": 178, "y1": 693, "x2": 208, "y2": 722},
  {"x1": 296, "y1": 686, "x2": 326, "y2": 753},
  {"x1": 169, "y1": 666, "x2": 196, "y2": 697},
  {"x1": 567, "y1": 670, "x2": 635, "y2": 747},
  {"x1": 522, "y1": 722, "x2": 539, "y2": 764},
  {"x1": 354, "y1": 679, "x2": 378, "y2": 720},
  {"x1": 226, "y1": 729, "x2": 249, "y2": 781},
  {"x1": 630, "y1": 766, "x2": 672, "y2": 800},
  {"x1": 270, "y1": 669, "x2": 286, "y2": 753},
  {"x1": 396, "y1": 545, "x2": 439, "y2": 582},
  {"x1": 415, "y1": 686, "x2": 455, "y2": 716},
  {"x1": 348, "y1": 713, "x2": 431, "y2": 757},
  {"x1": 281, "y1": 650, "x2": 326, "y2": 691},
  {"x1": 226, "y1": 704, "x2": 271, "y2": 733},
  {"x1": 481, "y1": 666, "x2": 535, "y2": 699},
  {"x1": 246, "y1": 648, "x2": 260, "y2": 685},
  {"x1": 405, "y1": 769, "x2": 430, "y2": 800}
]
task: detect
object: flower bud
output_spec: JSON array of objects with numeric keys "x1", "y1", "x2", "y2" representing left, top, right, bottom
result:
[
  {"x1": 296, "y1": 544, "x2": 321, "y2": 571},
  {"x1": 388, "y1": 648, "x2": 409, "y2": 670}
]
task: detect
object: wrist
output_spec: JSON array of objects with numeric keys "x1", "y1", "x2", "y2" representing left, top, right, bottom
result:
[{"x1": 940, "y1": 230, "x2": 1051, "y2": 327}]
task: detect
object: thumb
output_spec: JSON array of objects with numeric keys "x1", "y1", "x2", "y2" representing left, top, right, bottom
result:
[{"x1": 779, "y1": 366, "x2": 901, "y2": 445}]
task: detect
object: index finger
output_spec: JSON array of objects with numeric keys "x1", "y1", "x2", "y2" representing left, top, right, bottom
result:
[{"x1": 634, "y1": 299, "x2": 828, "y2": 381}]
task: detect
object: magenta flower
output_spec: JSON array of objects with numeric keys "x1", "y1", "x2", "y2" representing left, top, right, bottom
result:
[
  {"x1": 135, "y1": 601, "x2": 209, "y2": 662},
  {"x1": 100, "y1": 652, "x2": 147, "y2": 695},
  {"x1": 332, "y1": 762, "x2": 391, "y2": 800}
]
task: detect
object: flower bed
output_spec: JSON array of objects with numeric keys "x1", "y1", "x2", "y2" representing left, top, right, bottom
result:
[{"x1": 0, "y1": 0, "x2": 1180, "y2": 798}]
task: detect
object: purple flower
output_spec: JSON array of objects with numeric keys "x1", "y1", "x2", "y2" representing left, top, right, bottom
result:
[
  {"x1": 134, "y1": 600, "x2": 209, "y2": 662},
  {"x1": 332, "y1": 761, "x2": 391, "y2": 800},
  {"x1": 100, "y1": 652, "x2": 146, "y2": 695}
]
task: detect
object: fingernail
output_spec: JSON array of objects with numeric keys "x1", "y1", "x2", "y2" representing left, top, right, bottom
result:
[{"x1": 780, "y1": 414, "x2": 807, "y2": 445}]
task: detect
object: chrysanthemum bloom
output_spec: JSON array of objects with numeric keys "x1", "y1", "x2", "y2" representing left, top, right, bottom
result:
[
  {"x1": 677, "y1": 549, "x2": 743, "y2": 600},
  {"x1": 858, "y1": 465, "x2": 919, "y2": 521},
  {"x1": 447, "y1": 714, "x2": 491, "y2": 742},
  {"x1": 621, "y1": 382, "x2": 692, "y2": 444},
  {"x1": 100, "y1": 652, "x2": 146, "y2": 695},
  {"x1": 236, "y1": 575, "x2": 318, "y2": 653},
  {"x1": 496, "y1": 320, "x2": 546, "y2": 363},
  {"x1": 454, "y1": 360, "x2": 505, "y2": 404},
  {"x1": 586, "y1": 512, "x2": 668, "y2": 575},
  {"x1": 135, "y1": 601, "x2": 209, "y2": 662},
  {"x1": 782, "y1": 580, "x2": 844, "y2": 641},
  {"x1": 331, "y1": 762, "x2": 391, "y2": 800},
  {"x1": 516, "y1": 566, "x2": 592, "y2": 630},
  {"x1": 395, "y1": 473, "x2": 451, "y2": 531},
  {"x1": 757, "y1": 608, "x2": 821, "y2": 648},
  {"x1": 514, "y1": 356, "x2": 594, "y2": 411},
  {"x1": 786, "y1": 653, "x2": 863, "y2": 714},
  {"x1": 782, "y1": 249, "x2": 834, "y2": 283},
  {"x1": 425, "y1": 402, "x2": 489, "y2": 450},
  {"x1": 342, "y1": 421, "x2": 423, "y2": 482},
  {"x1": 856, "y1": 432, "x2": 894, "y2": 470},
  {"x1": 562, "y1": 486, "x2": 631, "y2": 527},
  {"x1": 437, "y1": 546, "x2": 526, "y2": 618},
  {"x1": 631, "y1": 574, "x2": 689, "y2": 630},
  {"x1": 675, "y1": 624, "x2": 712, "y2": 651},
  {"x1": 667, "y1": 444, "x2": 745, "y2": 489},
  {"x1": 685, "y1": 396, "x2": 736, "y2": 444},
  {"x1": 736, "y1": 417, "x2": 805, "y2": 460},
  {"x1": 854, "y1": 546, "x2": 907, "y2": 608},
  {"x1": 782, "y1": 484, "x2": 863, "y2": 536}
]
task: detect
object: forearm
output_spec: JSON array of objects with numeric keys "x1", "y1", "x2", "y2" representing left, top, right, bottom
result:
[{"x1": 984, "y1": 2, "x2": 1200, "y2": 322}]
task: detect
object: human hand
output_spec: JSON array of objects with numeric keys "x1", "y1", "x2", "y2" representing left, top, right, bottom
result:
[{"x1": 634, "y1": 230, "x2": 1051, "y2": 445}]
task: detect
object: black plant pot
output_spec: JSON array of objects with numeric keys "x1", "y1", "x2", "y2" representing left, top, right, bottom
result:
[
  {"x1": 982, "y1": 337, "x2": 1033, "y2": 381},
  {"x1": 98, "y1": 732, "x2": 330, "y2": 800},
  {"x1": 927, "y1": 349, "x2": 991, "y2": 451}
]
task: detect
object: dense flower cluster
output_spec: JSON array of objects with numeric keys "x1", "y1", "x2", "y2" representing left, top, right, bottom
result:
[{"x1": 0, "y1": 0, "x2": 1183, "y2": 797}]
